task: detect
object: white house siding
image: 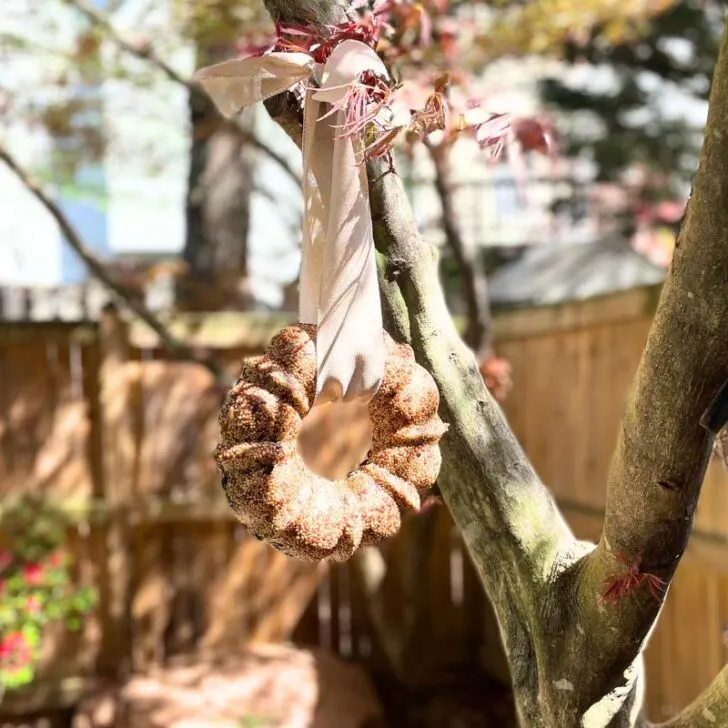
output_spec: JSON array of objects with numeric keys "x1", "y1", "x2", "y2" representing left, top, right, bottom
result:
[{"x1": 1, "y1": 1, "x2": 77, "y2": 284}]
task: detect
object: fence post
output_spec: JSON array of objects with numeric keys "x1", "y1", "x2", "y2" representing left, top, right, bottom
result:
[{"x1": 96, "y1": 303, "x2": 138, "y2": 677}]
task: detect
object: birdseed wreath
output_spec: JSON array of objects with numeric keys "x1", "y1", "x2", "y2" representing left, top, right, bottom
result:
[
  {"x1": 200, "y1": 33, "x2": 448, "y2": 560},
  {"x1": 216, "y1": 324, "x2": 447, "y2": 561}
]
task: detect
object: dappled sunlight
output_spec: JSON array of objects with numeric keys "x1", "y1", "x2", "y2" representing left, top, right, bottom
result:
[
  {"x1": 132, "y1": 360, "x2": 220, "y2": 500},
  {"x1": 75, "y1": 645, "x2": 383, "y2": 728}
]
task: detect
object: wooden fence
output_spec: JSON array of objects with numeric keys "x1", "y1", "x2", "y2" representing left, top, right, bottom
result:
[{"x1": 1, "y1": 287, "x2": 727, "y2": 723}]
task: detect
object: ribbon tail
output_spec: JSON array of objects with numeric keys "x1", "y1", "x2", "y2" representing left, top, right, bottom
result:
[{"x1": 314, "y1": 110, "x2": 385, "y2": 404}]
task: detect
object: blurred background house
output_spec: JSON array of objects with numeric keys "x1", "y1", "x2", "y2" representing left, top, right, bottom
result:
[{"x1": 1, "y1": 0, "x2": 704, "y2": 318}]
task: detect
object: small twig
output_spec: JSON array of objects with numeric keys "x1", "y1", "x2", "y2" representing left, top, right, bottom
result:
[
  {"x1": 658, "y1": 663, "x2": 728, "y2": 727},
  {"x1": 63, "y1": 0, "x2": 302, "y2": 188},
  {"x1": 0, "y1": 144, "x2": 230, "y2": 386},
  {"x1": 426, "y1": 140, "x2": 493, "y2": 359}
]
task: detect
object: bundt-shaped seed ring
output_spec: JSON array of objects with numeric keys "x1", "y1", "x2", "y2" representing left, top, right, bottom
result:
[{"x1": 215, "y1": 324, "x2": 448, "y2": 561}]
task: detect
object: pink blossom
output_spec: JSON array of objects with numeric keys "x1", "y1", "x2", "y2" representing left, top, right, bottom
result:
[
  {"x1": 25, "y1": 595, "x2": 42, "y2": 614},
  {"x1": 0, "y1": 632, "x2": 29, "y2": 662},
  {"x1": 23, "y1": 563, "x2": 44, "y2": 585}
]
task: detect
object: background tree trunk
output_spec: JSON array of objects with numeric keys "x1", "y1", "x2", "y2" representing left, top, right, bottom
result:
[{"x1": 178, "y1": 47, "x2": 256, "y2": 312}]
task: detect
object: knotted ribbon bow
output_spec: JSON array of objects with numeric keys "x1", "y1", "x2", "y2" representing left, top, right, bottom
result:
[{"x1": 196, "y1": 40, "x2": 388, "y2": 405}]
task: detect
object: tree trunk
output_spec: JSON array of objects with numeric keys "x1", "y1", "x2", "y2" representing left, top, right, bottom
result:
[{"x1": 178, "y1": 52, "x2": 255, "y2": 312}]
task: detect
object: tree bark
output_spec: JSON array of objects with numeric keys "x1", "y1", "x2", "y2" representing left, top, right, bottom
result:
[
  {"x1": 574, "y1": 18, "x2": 728, "y2": 715},
  {"x1": 252, "y1": 2, "x2": 728, "y2": 725},
  {"x1": 179, "y1": 85, "x2": 255, "y2": 311},
  {"x1": 428, "y1": 142, "x2": 494, "y2": 359}
]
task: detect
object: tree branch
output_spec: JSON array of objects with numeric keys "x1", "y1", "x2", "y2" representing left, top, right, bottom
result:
[
  {"x1": 0, "y1": 144, "x2": 229, "y2": 385},
  {"x1": 367, "y1": 159, "x2": 581, "y2": 717},
  {"x1": 657, "y1": 664, "x2": 728, "y2": 728},
  {"x1": 259, "y1": 1, "x2": 578, "y2": 723},
  {"x1": 574, "y1": 17, "x2": 728, "y2": 711},
  {"x1": 427, "y1": 140, "x2": 493, "y2": 359},
  {"x1": 62, "y1": 0, "x2": 302, "y2": 188}
]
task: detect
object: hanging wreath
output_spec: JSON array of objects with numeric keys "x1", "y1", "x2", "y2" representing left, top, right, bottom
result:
[
  {"x1": 198, "y1": 19, "x2": 448, "y2": 561},
  {"x1": 217, "y1": 324, "x2": 446, "y2": 560}
]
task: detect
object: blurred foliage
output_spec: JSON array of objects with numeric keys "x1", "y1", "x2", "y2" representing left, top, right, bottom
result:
[
  {"x1": 0, "y1": 496, "x2": 97, "y2": 692},
  {"x1": 1, "y1": 0, "x2": 691, "y2": 184},
  {"x1": 539, "y1": 0, "x2": 723, "y2": 195},
  {"x1": 376, "y1": 0, "x2": 679, "y2": 76},
  {"x1": 2, "y1": 0, "x2": 698, "y2": 301},
  {"x1": 170, "y1": 0, "x2": 271, "y2": 58},
  {"x1": 473, "y1": 0, "x2": 677, "y2": 59}
]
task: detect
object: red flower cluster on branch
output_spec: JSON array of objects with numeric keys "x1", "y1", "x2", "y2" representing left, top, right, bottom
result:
[{"x1": 275, "y1": 18, "x2": 381, "y2": 62}]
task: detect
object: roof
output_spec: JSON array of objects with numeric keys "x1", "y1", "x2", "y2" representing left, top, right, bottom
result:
[{"x1": 487, "y1": 239, "x2": 666, "y2": 309}]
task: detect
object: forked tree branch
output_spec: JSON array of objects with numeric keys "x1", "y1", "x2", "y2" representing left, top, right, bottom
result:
[
  {"x1": 240, "y1": 1, "x2": 728, "y2": 725},
  {"x1": 63, "y1": 0, "x2": 302, "y2": 188},
  {"x1": 261, "y1": 0, "x2": 572, "y2": 716},
  {"x1": 0, "y1": 144, "x2": 229, "y2": 384}
]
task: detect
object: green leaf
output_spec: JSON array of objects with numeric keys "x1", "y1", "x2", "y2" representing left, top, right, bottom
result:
[
  {"x1": 2, "y1": 664, "x2": 35, "y2": 689},
  {"x1": 21, "y1": 624, "x2": 40, "y2": 644}
]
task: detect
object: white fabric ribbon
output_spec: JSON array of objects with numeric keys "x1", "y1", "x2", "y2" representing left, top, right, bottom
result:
[{"x1": 196, "y1": 40, "x2": 387, "y2": 405}]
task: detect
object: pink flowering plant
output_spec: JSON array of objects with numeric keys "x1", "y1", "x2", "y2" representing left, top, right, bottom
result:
[
  {"x1": 235, "y1": 1, "x2": 554, "y2": 164},
  {"x1": 0, "y1": 496, "x2": 96, "y2": 693}
]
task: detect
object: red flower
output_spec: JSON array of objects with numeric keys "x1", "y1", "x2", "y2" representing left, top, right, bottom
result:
[
  {"x1": 23, "y1": 563, "x2": 44, "y2": 585},
  {"x1": 46, "y1": 550, "x2": 64, "y2": 568},
  {"x1": 24, "y1": 595, "x2": 42, "y2": 614},
  {"x1": 0, "y1": 632, "x2": 29, "y2": 662}
]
